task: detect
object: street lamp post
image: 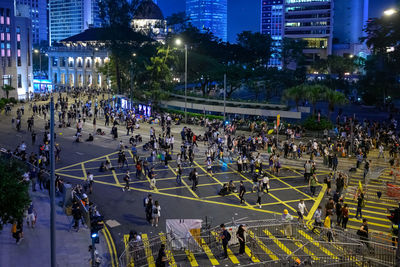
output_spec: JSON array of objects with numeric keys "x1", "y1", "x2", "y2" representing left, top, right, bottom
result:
[
  {"x1": 34, "y1": 49, "x2": 42, "y2": 91},
  {"x1": 175, "y1": 39, "x2": 188, "y2": 123}
]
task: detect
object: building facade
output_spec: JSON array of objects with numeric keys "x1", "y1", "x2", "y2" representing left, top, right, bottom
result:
[
  {"x1": 47, "y1": 29, "x2": 110, "y2": 89},
  {"x1": 261, "y1": 0, "x2": 334, "y2": 68},
  {"x1": 49, "y1": 0, "x2": 101, "y2": 45},
  {"x1": 16, "y1": 0, "x2": 47, "y2": 45},
  {"x1": 332, "y1": 0, "x2": 369, "y2": 58},
  {"x1": 186, "y1": 0, "x2": 227, "y2": 42},
  {"x1": 0, "y1": 0, "x2": 33, "y2": 100}
]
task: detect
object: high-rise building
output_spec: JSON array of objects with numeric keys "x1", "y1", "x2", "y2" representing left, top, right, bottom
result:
[
  {"x1": 49, "y1": 0, "x2": 101, "y2": 45},
  {"x1": 0, "y1": 0, "x2": 33, "y2": 100},
  {"x1": 332, "y1": 0, "x2": 369, "y2": 58},
  {"x1": 261, "y1": 0, "x2": 284, "y2": 67},
  {"x1": 261, "y1": 0, "x2": 334, "y2": 68},
  {"x1": 16, "y1": 0, "x2": 48, "y2": 45},
  {"x1": 186, "y1": 0, "x2": 227, "y2": 42}
]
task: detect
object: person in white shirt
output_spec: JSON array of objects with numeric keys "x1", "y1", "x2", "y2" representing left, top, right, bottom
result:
[
  {"x1": 297, "y1": 199, "x2": 308, "y2": 227},
  {"x1": 378, "y1": 144, "x2": 384, "y2": 159},
  {"x1": 87, "y1": 172, "x2": 94, "y2": 194}
]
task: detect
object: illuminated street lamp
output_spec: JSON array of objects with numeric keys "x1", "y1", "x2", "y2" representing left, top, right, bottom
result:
[
  {"x1": 175, "y1": 38, "x2": 188, "y2": 123},
  {"x1": 384, "y1": 8, "x2": 397, "y2": 16}
]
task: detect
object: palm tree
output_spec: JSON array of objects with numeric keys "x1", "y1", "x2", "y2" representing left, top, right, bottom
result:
[
  {"x1": 1, "y1": 85, "x2": 15, "y2": 99},
  {"x1": 304, "y1": 84, "x2": 328, "y2": 115},
  {"x1": 282, "y1": 85, "x2": 305, "y2": 111},
  {"x1": 325, "y1": 89, "x2": 348, "y2": 120}
]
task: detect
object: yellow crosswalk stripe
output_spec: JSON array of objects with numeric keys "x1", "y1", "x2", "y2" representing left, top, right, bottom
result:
[
  {"x1": 297, "y1": 230, "x2": 338, "y2": 259},
  {"x1": 347, "y1": 207, "x2": 390, "y2": 217},
  {"x1": 124, "y1": 235, "x2": 134, "y2": 267},
  {"x1": 279, "y1": 230, "x2": 319, "y2": 261},
  {"x1": 141, "y1": 234, "x2": 155, "y2": 267},
  {"x1": 247, "y1": 230, "x2": 279, "y2": 261},
  {"x1": 184, "y1": 249, "x2": 199, "y2": 267},
  {"x1": 348, "y1": 217, "x2": 391, "y2": 229},
  {"x1": 263, "y1": 229, "x2": 298, "y2": 261},
  {"x1": 245, "y1": 245, "x2": 261, "y2": 263},
  {"x1": 210, "y1": 231, "x2": 239, "y2": 264},
  {"x1": 159, "y1": 233, "x2": 177, "y2": 267},
  {"x1": 106, "y1": 155, "x2": 121, "y2": 186},
  {"x1": 167, "y1": 164, "x2": 199, "y2": 198},
  {"x1": 198, "y1": 238, "x2": 220, "y2": 265}
]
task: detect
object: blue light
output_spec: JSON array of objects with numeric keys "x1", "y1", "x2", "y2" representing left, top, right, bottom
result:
[
  {"x1": 91, "y1": 233, "x2": 98, "y2": 238},
  {"x1": 225, "y1": 121, "x2": 229, "y2": 125}
]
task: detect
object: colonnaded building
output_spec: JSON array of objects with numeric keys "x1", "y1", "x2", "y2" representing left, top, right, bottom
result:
[{"x1": 47, "y1": 0, "x2": 166, "y2": 90}]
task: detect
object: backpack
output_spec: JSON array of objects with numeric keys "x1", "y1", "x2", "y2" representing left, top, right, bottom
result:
[{"x1": 226, "y1": 231, "x2": 231, "y2": 241}]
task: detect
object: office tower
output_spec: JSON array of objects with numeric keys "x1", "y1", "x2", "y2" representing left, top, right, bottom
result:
[
  {"x1": 186, "y1": 0, "x2": 227, "y2": 42},
  {"x1": 333, "y1": 0, "x2": 369, "y2": 57},
  {"x1": 49, "y1": 0, "x2": 101, "y2": 45},
  {"x1": 261, "y1": 0, "x2": 284, "y2": 68},
  {"x1": 284, "y1": 0, "x2": 333, "y2": 63},
  {"x1": 0, "y1": 0, "x2": 33, "y2": 99},
  {"x1": 16, "y1": 0, "x2": 48, "y2": 45},
  {"x1": 261, "y1": 0, "x2": 334, "y2": 67}
]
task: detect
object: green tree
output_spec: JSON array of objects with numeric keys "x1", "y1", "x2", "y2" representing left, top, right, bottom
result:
[
  {"x1": 236, "y1": 31, "x2": 272, "y2": 68},
  {"x1": 304, "y1": 84, "x2": 329, "y2": 115},
  {"x1": 283, "y1": 85, "x2": 306, "y2": 111},
  {"x1": 311, "y1": 55, "x2": 362, "y2": 79},
  {"x1": 324, "y1": 89, "x2": 348, "y2": 120},
  {"x1": 1, "y1": 85, "x2": 15, "y2": 99},
  {"x1": 0, "y1": 158, "x2": 31, "y2": 230},
  {"x1": 281, "y1": 38, "x2": 307, "y2": 70}
]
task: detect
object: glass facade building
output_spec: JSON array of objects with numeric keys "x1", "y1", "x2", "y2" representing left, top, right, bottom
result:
[
  {"x1": 49, "y1": 0, "x2": 101, "y2": 44},
  {"x1": 16, "y1": 0, "x2": 48, "y2": 44},
  {"x1": 186, "y1": 0, "x2": 227, "y2": 42}
]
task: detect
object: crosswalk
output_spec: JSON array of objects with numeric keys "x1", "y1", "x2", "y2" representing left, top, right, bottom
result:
[
  {"x1": 343, "y1": 167, "x2": 396, "y2": 237},
  {"x1": 122, "y1": 224, "x2": 385, "y2": 266}
]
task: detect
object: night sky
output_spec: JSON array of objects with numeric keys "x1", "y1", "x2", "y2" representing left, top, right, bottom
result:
[{"x1": 158, "y1": 0, "x2": 397, "y2": 43}]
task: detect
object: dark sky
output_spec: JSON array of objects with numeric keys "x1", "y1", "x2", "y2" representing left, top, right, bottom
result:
[{"x1": 158, "y1": 0, "x2": 397, "y2": 43}]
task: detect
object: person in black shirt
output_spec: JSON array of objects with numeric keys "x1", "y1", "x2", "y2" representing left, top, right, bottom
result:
[
  {"x1": 155, "y1": 244, "x2": 168, "y2": 267},
  {"x1": 239, "y1": 181, "x2": 246, "y2": 204},
  {"x1": 236, "y1": 225, "x2": 246, "y2": 256},
  {"x1": 220, "y1": 224, "x2": 230, "y2": 259}
]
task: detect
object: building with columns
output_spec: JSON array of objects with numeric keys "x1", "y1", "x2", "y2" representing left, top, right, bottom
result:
[{"x1": 47, "y1": 28, "x2": 110, "y2": 90}]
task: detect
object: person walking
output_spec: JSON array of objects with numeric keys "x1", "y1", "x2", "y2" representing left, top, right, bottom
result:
[
  {"x1": 26, "y1": 202, "x2": 37, "y2": 228},
  {"x1": 145, "y1": 197, "x2": 153, "y2": 224},
  {"x1": 297, "y1": 199, "x2": 308, "y2": 228},
  {"x1": 341, "y1": 204, "x2": 349, "y2": 231},
  {"x1": 262, "y1": 174, "x2": 270, "y2": 193},
  {"x1": 357, "y1": 219, "x2": 370, "y2": 249},
  {"x1": 123, "y1": 171, "x2": 131, "y2": 192},
  {"x1": 236, "y1": 225, "x2": 246, "y2": 256},
  {"x1": 324, "y1": 212, "x2": 333, "y2": 242},
  {"x1": 239, "y1": 181, "x2": 246, "y2": 204},
  {"x1": 152, "y1": 201, "x2": 161, "y2": 227},
  {"x1": 189, "y1": 168, "x2": 198, "y2": 191},
  {"x1": 312, "y1": 206, "x2": 323, "y2": 233},
  {"x1": 363, "y1": 160, "x2": 371, "y2": 184},
  {"x1": 220, "y1": 224, "x2": 231, "y2": 259},
  {"x1": 355, "y1": 193, "x2": 364, "y2": 219},
  {"x1": 176, "y1": 165, "x2": 182, "y2": 185},
  {"x1": 309, "y1": 174, "x2": 318, "y2": 197},
  {"x1": 87, "y1": 172, "x2": 94, "y2": 194}
]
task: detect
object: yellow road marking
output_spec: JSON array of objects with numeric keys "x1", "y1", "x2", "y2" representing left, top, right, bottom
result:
[
  {"x1": 168, "y1": 165, "x2": 199, "y2": 198},
  {"x1": 211, "y1": 231, "x2": 239, "y2": 264},
  {"x1": 55, "y1": 151, "x2": 119, "y2": 171},
  {"x1": 247, "y1": 230, "x2": 279, "y2": 261},
  {"x1": 102, "y1": 228, "x2": 116, "y2": 267},
  {"x1": 297, "y1": 229, "x2": 338, "y2": 259},
  {"x1": 266, "y1": 170, "x2": 314, "y2": 200},
  {"x1": 184, "y1": 249, "x2": 199, "y2": 266},
  {"x1": 264, "y1": 229, "x2": 298, "y2": 260},
  {"x1": 81, "y1": 163, "x2": 87, "y2": 181},
  {"x1": 268, "y1": 192, "x2": 297, "y2": 212},
  {"x1": 106, "y1": 155, "x2": 121, "y2": 186},
  {"x1": 279, "y1": 230, "x2": 319, "y2": 261},
  {"x1": 124, "y1": 235, "x2": 134, "y2": 267},
  {"x1": 198, "y1": 238, "x2": 219, "y2": 265},
  {"x1": 245, "y1": 245, "x2": 260, "y2": 263},
  {"x1": 103, "y1": 223, "x2": 119, "y2": 267},
  {"x1": 347, "y1": 207, "x2": 390, "y2": 217},
  {"x1": 348, "y1": 217, "x2": 391, "y2": 228},
  {"x1": 159, "y1": 233, "x2": 177, "y2": 267},
  {"x1": 343, "y1": 201, "x2": 389, "y2": 211},
  {"x1": 141, "y1": 234, "x2": 155, "y2": 267},
  {"x1": 305, "y1": 184, "x2": 327, "y2": 221}
]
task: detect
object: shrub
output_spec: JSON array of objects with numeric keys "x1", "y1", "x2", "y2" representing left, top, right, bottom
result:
[
  {"x1": 302, "y1": 115, "x2": 333, "y2": 131},
  {"x1": 8, "y1": 97, "x2": 17, "y2": 104}
]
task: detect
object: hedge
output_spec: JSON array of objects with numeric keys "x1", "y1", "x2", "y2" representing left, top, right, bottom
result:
[{"x1": 302, "y1": 115, "x2": 333, "y2": 131}]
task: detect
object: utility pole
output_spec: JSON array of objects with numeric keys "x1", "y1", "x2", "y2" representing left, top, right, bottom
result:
[
  {"x1": 184, "y1": 44, "x2": 188, "y2": 123},
  {"x1": 223, "y1": 73, "x2": 226, "y2": 123},
  {"x1": 50, "y1": 95, "x2": 56, "y2": 267}
]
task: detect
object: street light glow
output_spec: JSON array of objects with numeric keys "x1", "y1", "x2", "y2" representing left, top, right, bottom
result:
[
  {"x1": 175, "y1": 39, "x2": 182, "y2": 46},
  {"x1": 384, "y1": 8, "x2": 397, "y2": 16},
  {"x1": 34, "y1": 49, "x2": 39, "y2": 53}
]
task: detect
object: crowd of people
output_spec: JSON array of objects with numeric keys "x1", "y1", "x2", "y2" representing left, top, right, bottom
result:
[{"x1": 3, "y1": 88, "x2": 400, "y2": 263}]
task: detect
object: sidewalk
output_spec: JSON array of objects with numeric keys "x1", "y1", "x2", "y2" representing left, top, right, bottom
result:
[{"x1": 0, "y1": 189, "x2": 111, "y2": 267}]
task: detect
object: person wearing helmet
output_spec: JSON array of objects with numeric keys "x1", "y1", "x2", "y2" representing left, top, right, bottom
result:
[{"x1": 282, "y1": 209, "x2": 293, "y2": 237}]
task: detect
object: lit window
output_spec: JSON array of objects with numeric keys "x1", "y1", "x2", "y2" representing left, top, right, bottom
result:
[
  {"x1": 17, "y1": 34, "x2": 20, "y2": 42},
  {"x1": 0, "y1": 33, "x2": 3, "y2": 40}
]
